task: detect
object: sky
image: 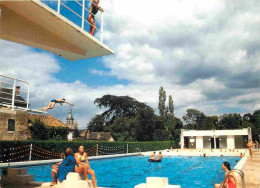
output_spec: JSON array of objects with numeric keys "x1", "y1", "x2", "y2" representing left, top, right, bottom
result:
[{"x1": 0, "y1": 0, "x2": 260, "y2": 129}]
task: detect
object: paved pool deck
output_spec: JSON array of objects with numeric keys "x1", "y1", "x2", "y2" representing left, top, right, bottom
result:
[{"x1": 242, "y1": 150, "x2": 260, "y2": 188}]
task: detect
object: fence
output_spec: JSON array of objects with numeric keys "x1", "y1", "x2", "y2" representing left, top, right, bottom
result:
[
  {"x1": 41, "y1": 0, "x2": 104, "y2": 42},
  {"x1": 0, "y1": 144, "x2": 125, "y2": 163}
]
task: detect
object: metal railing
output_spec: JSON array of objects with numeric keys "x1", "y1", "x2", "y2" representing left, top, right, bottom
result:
[
  {"x1": 0, "y1": 74, "x2": 30, "y2": 111},
  {"x1": 43, "y1": 0, "x2": 104, "y2": 42},
  {"x1": 219, "y1": 169, "x2": 245, "y2": 188},
  {"x1": 0, "y1": 74, "x2": 45, "y2": 113}
]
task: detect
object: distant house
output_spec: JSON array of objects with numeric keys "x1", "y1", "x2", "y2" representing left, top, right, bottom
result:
[
  {"x1": 28, "y1": 114, "x2": 68, "y2": 128},
  {"x1": 80, "y1": 131, "x2": 115, "y2": 142},
  {"x1": 0, "y1": 107, "x2": 69, "y2": 141}
]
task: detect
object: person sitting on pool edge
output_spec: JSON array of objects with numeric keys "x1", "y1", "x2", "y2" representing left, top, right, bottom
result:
[
  {"x1": 214, "y1": 162, "x2": 236, "y2": 188},
  {"x1": 156, "y1": 152, "x2": 162, "y2": 162},
  {"x1": 75, "y1": 145, "x2": 98, "y2": 188},
  {"x1": 50, "y1": 153, "x2": 65, "y2": 186},
  {"x1": 50, "y1": 148, "x2": 76, "y2": 186},
  {"x1": 148, "y1": 151, "x2": 156, "y2": 162}
]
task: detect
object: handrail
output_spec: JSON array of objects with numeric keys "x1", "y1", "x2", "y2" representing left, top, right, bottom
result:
[
  {"x1": 47, "y1": 0, "x2": 104, "y2": 42},
  {"x1": 219, "y1": 169, "x2": 245, "y2": 188}
]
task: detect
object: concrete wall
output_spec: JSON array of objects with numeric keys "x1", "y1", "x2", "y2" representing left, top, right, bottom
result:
[
  {"x1": 219, "y1": 136, "x2": 227, "y2": 148},
  {"x1": 235, "y1": 135, "x2": 244, "y2": 148},
  {"x1": 0, "y1": 108, "x2": 31, "y2": 140},
  {"x1": 196, "y1": 136, "x2": 203, "y2": 149},
  {"x1": 203, "y1": 136, "x2": 211, "y2": 149},
  {"x1": 227, "y1": 135, "x2": 235, "y2": 149}
]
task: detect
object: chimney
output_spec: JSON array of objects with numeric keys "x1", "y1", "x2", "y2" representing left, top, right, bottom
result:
[{"x1": 15, "y1": 86, "x2": 20, "y2": 96}]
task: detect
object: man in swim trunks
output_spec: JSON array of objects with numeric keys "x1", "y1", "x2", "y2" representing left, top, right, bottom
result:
[
  {"x1": 247, "y1": 139, "x2": 254, "y2": 159},
  {"x1": 87, "y1": 0, "x2": 104, "y2": 36},
  {"x1": 148, "y1": 151, "x2": 156, "y2": 162},
  {"x1": 41, "y1": 98, "x2": 74, "y2": 112},
  {"x1": 156, "y1": 152, "x2": 162, "y2": 162},
  {"x1": 75, "y1": 145, "x2": 98, "y2": 188}
]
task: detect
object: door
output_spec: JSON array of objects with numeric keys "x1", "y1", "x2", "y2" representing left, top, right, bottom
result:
[
  {"x1": 211, "y1": 138, "x2": 214, "y2": 149},
  {"x1": 216, "y1": 138, "x2": 220, "y2": 149},
  {"x1": 184, "y1": 137, "x2": 189, "y2": 149}
]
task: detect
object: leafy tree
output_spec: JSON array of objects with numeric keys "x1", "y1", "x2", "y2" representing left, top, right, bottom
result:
[
  {"x1": 153, "y1": 129, "x2": 171, "y2": 141},
  {"x1": 88, "y1": 115, "x2": 105, "y2": 132},
  {"x1": 158, "y1": 86, "x2": 166, "y2": 116},
  {"x1": 29, "y1": 118, "x2": 47, "y2": 140},
  {"x1": 94, "y1": 95, "x2": 152, "y2": 125},
  {"x1": 182, "y1": 108, "x2": 206, "y2": 130},
  {"x1": 219, "y1": 113, "x2": 242, "y2": 129},
  {"x1": 135, "y1": 108, "x2": 156, "y2": 141},
  {"x1": 169, "y1": 95, "x2": 174, "y2": 116}
]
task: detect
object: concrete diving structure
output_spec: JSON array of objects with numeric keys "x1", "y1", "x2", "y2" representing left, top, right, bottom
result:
[{"x1": 0, "y1": 0, "x2": 114, "y2": 61}]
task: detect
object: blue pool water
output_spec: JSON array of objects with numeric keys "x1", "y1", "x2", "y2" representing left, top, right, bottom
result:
[{"x1": 2, "y1": 156, "x2": 240, "y2": 188}]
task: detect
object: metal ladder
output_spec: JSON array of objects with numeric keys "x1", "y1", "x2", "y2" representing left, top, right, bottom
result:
[{"x1": 219, "y1": 169, "x2": 245, "y2": 188}]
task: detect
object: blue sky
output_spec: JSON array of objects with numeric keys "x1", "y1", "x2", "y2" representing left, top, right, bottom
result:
[{"x1": 1, "y1": 0, "x2": 260, "y2": 129}]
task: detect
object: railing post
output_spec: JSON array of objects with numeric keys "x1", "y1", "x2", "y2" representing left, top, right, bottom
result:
[
  {"x1": 29, "y1": 144, "x2": 32, "y2": 161},
  {"x1": 26, "y1": 84, "x2": 30, "y2": 110},
  {"x1": 96, "y1": 144, "x2": 98, "y2": 156},
  {"x1": 81, "y1": 0, "x2": 85, "y2": 29},
  {"x1": 101, "y1": 11, "x2": 104, "y2": 42},
  {"x1": 57, "y1": 0, "x2": 61, "y2": 14},
  {"x1": 11, "y1": 79, "x2": 16, "y2": 111}
]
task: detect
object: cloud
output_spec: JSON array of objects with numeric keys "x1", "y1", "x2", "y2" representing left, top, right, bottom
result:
[{"x1": 1, "y1": 0, "x2": 260, "y2": 129}]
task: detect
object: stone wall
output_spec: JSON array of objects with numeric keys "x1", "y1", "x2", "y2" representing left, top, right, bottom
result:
[{"x1": 0, "y1": 108, "x2": 31, "y2": 140}]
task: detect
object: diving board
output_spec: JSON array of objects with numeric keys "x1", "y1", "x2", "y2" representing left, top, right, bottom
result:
[{"x1": 0, "y1": 0, "x2": 114, "y2": 61}]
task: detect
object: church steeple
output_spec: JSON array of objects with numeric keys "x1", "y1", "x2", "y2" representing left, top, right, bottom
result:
[{"x1": 66, "y1": 106, "x2": 75, "y2": 129}]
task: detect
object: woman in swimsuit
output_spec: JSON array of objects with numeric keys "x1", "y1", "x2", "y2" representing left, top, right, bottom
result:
[
  {"x1": 214, "y1": 162, "x2": 236, "y2": 188},
  {"x1": 87, "y1": 0, "x2": 104, "y2": 36},
  {"x1": 75, "y1": 145, "x2": 98, "y2": 188},
  {"x1": 41, "y1": 98, "x2": 74, "y2": 112}
]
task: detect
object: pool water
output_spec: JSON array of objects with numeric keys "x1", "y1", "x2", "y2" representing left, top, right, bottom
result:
[{"x1": 3, "y1": 156, "x2": 240, "y2": 188}]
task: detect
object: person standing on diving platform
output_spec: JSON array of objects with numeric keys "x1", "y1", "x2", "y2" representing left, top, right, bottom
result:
[{"x1": 88, "y1": 0, "x2": 104, "y2": 36}]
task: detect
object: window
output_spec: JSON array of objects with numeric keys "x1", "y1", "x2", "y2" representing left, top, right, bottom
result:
[{"x1": 8, "y1": 119, "x2": 15, "y2": 131}]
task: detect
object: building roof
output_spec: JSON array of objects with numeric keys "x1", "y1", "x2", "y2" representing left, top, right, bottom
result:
[
  {"x1": 0, "y1": 88, "x2": 27, "y2": 108},
  {"x1": 80, "y1": 131, "x2": 114, "y2": 141},
  {"x1": 181, "y1": 128, "x2": 250, "y2": 136},
  {"x1": 28, "y1": 114, "x2": 68, "y2": 128}
]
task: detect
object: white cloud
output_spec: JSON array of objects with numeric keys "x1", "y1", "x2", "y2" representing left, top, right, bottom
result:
[{"x1": 1, "y1": 0, "x2": 260, "y2": 129}]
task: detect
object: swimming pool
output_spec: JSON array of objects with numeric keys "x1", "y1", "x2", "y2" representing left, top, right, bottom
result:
[{"x1": 1, "y1": 156, "x2": 240, "y2": 188}]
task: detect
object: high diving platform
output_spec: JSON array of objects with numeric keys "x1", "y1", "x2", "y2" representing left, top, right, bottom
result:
[
  {"x1": 0, "y1": 74, "x2": 45, "y2": 114},
  {"x1": 0, "y1": 0, "x2": 114, "y2": 61}
]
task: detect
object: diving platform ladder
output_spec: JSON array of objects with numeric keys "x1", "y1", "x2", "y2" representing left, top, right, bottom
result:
[{"x1": 0, "y1": 74, "x2": 46, "y2": 114}]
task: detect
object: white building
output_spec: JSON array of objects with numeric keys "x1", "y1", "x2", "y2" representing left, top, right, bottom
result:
[{"x1": 180, "y1": 128, "x2": 252, "y2": 149}]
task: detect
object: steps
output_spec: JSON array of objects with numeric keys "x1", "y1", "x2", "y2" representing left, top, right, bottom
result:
[
  {"x1": 135, "y1": 177, "x2": 181, "y2": 188},
  {"x1": 0, "y1": 168, "x2": 34, "y2": 185}
]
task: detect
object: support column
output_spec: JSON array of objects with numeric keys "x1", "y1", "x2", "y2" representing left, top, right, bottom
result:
[
  {"x1": 214, "y1": 135, "x2": 216, "y2": 149},
  {"x1": 227, "y1": 135, "x2": 235, "y2": 149},
  {"x1": 180, "y1": 129, "x2": 184, "y2": 149}
]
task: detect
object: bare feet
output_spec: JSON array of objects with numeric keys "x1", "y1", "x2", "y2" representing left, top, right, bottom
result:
[{"x1": 50, "y1": 182, "x2": 57, "y2": 186}]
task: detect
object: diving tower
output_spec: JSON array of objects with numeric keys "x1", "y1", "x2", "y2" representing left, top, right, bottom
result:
[
  {"x1": 0, "y1": 74, "x2": 45, "y2": 114},
  {"x1": 0, "y1": 0, "x2": 114, "y2": 61}
]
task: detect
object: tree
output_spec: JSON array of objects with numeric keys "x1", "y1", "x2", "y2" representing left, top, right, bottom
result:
[
  {"x1": 169, "y1": 95, "x2": 174, "y2": 116},
  {"x1": 94, "y1": 95, "x2": 152, "y2": 125},
  {"x1": 219, "y1": 113, "x2": 242, "y2": 129},
  {"x1": 158, "y1": 86, "x2": 166, "y2": 116},
  {"x1": 135, "y1": 108, "x2": 156, "y2": 141},
  {"x1": 182, "y1": 108, "x2": 206, "y2": 130},
  {"x1": 29, "y1": 118, "x2": 47, "y2": 140},
  {"x1": 88, "y1": 115, "x2": 105, "y2": 132}
]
